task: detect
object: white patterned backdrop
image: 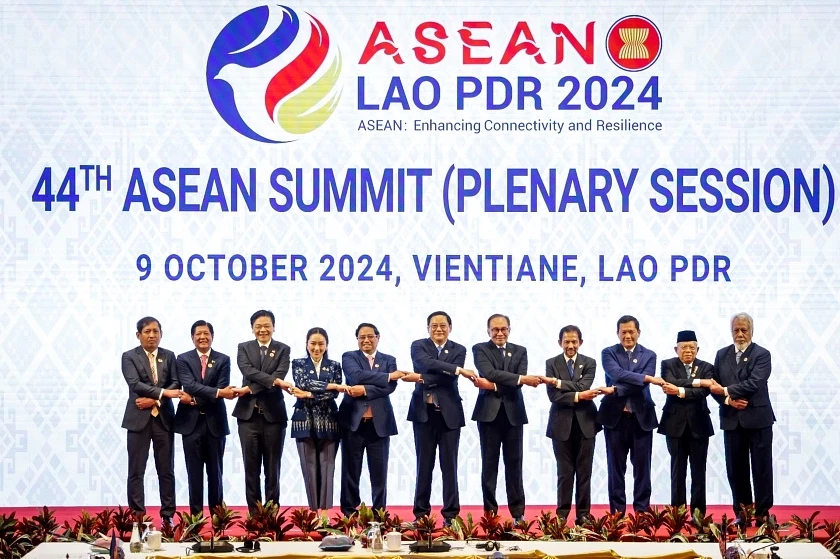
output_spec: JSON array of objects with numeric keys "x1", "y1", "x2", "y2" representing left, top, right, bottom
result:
[{"x1": 1, "y1": 0, "x2": 839, "y2": 509}]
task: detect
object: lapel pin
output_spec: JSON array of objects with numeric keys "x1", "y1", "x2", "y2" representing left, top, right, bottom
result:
[
  {"x1": 375, "y1": 364, "x2": 380, "y2": 368},
  {"x1": 269, "y1": 351, "x2": 276, "y2": 358},
  {"x1": 507, "y1": 352, "x2": 512, "y2": 357},
  {"x1": 632, "y1": 358, "x2": 638, "y2": 363},
  {"x1": 743, "y1": 357, "x2": 748, "y2": 362},
  {"x1": 208, "y1": 362, "x2": 214, "y2": 368},
  {"x1": 157, "y1": 358, "x2": 163, "y2": 363},
  {"x1": 444, "y1": 349, "x2": 449, "y2": 354},
  {"x1": 579, "y1": 364, "x2": 583, "y2": 369}
]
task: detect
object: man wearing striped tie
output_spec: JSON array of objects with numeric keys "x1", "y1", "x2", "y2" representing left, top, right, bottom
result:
[
  {"x1": 121, "y1": 316, "x2": 183, "y2": 524},
  {"x1": 709, "y1": 313, "x2": 776, "y2": 529}
]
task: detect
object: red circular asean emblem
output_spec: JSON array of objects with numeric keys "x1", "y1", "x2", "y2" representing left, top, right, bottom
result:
[{"x1": 606, "y1": 15, "x2": 662, "y2": 71}]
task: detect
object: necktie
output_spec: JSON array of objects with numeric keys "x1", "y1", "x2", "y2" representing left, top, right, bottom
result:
[
  {"x1": 501, "y1": 347, "x2": 506, "y2": 360},
  {"x1": 367, "y1": 354, "x2": 375, "y2": 369},
  {"x1": 685, "y1": 363, "x2": 692, "y2": 378},
  {"x1": 260, "y1": 345, "x2": 267, "y2": 366},
  {"x1": 735, "y1": 349, "x2": 743, "y2": 364},
  {"x1": 626, "y1": 350, "x2": 634, "y2": 370},
  {"x1": 363, "y1": 354, "x2": 375, "y2": 418},
  {"x1": 147, "y1": 352, "x2": 159, "y2": 418},
  {"x1": 200, "y1": 354, "x2": 208, "y2": 379},
  {"x1": 437, "y1": 346, "x2": 442, "y2": 357},
  {"x1": 148, "y1": 352, "x2": 158, "y2": 384},
  {"x1": 567, "y1": 358, "x2": 575, "y2": 380},
  {"x1": 624, "y1": 350, "x2": 634, "y2": 413}
]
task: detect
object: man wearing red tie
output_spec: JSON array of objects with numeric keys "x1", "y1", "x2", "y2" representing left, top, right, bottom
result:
[
  {"x1": 121, "y1": 316, "x2": 183, "y2": 523},
  {"x1": 174, "y1": 320, "x2": 236, "y2": 515},
  {"x1": 338, "y1": 323, "x2": 407, "y2": 517}
]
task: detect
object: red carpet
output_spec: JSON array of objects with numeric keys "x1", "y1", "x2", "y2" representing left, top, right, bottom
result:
[{"x1": 4, "y1": 504, "x2": 840, "y2": 541}]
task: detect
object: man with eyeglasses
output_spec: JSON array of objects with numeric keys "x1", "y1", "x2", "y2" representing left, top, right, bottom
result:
[
  {"x1": 403, "y1": 311, "x2": 478, "y2": 526},
  {"x1": 657, "y1": 330, "x2": 714, "y2": 520},
  {"x1": 231, "y1": 309, "x2": 292, "y2": 514},
  {"x1": 338, "y1": 322, "x2": 408, "y2": 516},
  {"x1": 471, "y1": 314, "x2": 541, "y2": 522},
  {"x1": 708, "y1": 312, "x2": 775, "y2": 529}
]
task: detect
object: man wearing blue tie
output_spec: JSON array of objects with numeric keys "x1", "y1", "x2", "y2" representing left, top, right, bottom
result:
[
  {"x1": 597, "y1": 315, "x2": 664, "y2": 514},
  {"x1": 338, "y1": 323, "x2": 408, "y2": 516},
  {"x1": 403, "y1": 311, "x2": 478, "y2": 525}
]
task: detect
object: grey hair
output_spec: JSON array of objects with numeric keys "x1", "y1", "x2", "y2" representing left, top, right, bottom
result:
[{"x1": 730, "y1": 312, "x2": 754, "y2": 332}]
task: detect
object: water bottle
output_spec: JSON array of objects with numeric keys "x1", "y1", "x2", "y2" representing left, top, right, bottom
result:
[
  {"x1": 367, "y1": 522, "x2": 384, "y2": 553},
  {"x1": 129, "y1": 521, "x2": 142, "y2": 553}
]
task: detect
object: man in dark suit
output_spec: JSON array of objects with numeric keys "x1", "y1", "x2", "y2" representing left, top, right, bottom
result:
[
  {"x1": 231, "y1": 310, "x2": 292, "y2": 514},
  {"x1": 121, "y1": 316, "x2": 183, "y2": 523},
  {"x1": 403, "y1": 311, "x2": 478, "y2": 525},
  {"x1": 597, "y1": 315, "x2": 664, "y2": 514},
  {"x1": 538, "y1": 325, "x2": 600, "y2": 525},
  {"x1": 339, "y1": 323, "x2": 406, "y2": 516},
  {"x1": 709, "y1": 312, "x2": 775, "y2": 528},
  {"x1": 174, "y1": 320, "x2": 236, "y2": 515},
  {"x1": 471, "y1": 313, "x2": 541, "y2": 522},
  {"x1": 657, "y1": 330, "x2": 714, "y2": 517}
]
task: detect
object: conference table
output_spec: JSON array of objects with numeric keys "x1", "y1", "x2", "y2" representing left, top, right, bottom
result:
[{"x1": 20, "y1": 540, "x2": 838, "y2": 559}]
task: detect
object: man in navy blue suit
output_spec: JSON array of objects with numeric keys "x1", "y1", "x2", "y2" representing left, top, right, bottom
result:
[
  {"x1": 471, "y1": 313, "x2": 541, "y2": 522},
  {"x1": 403, "y1": 311, "x2": 478, "y2": 525},
  {"x1": 339, "y1": 323, "x2": 408, "y2": 516},
  {"x1": 708, "y1": 312, "x2": 775, "y2": 529},
  {"x1": 597, "y1": 315, "x2": 664, "y2": 514},
  {"x1": 174, "y1": 320, "x2": 236, "y2": 515}
]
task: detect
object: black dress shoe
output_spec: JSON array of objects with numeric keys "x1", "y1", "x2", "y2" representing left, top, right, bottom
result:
[
  {"x1": 576, "y1": 514, "x2": 593, "y2": 526},
  {"x1": 733, "y1": 516, "x2": 751, "y2": 529},
  {"x1": 513, "y1": 515, "x2": 526, "y2": 524},
  {"x1": 443, "y1": 518, "x2": 454, "y2": 528}
]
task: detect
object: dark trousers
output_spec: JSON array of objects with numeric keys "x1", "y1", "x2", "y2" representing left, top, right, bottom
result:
[
  {"x1": 477, "y1": 406, "x2": 525, "y2": 517},
  {"x1": 126, "y1": 416, "x2": 176, "y2": 518},
  {"x1": 604, "y1": 412, "x2": 652, "y2": 514},
  {"x1": 237, "y1": 415, "x2": 286, "y2": 514},
  {"x1": 182, "y1": 419, "x2": 226, "y2": 515},
  {"x1": 665, "y1": 430, "x2": 709, "y2": 515},
  {"x1": 412, "y1": 404, "x2": 461, "y2": 520},
  {"x1": 552, "y1": 415, "x2": 595, "y2": 522},
  {"x1": 340, "y1": 420, "x2": 389, "y2": 516},
  {"x1": 724, "y1": 425, "x2": 774, "y2": 517},
  {"x1": 296, "y1": 437, "x2": 338, "y2": 511}
]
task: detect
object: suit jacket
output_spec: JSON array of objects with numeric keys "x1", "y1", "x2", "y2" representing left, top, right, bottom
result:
[
  {"x1": 121, "y1": 346, "x2": 179, "y2": 432},
  {"x1": 713, "y1": 343, "x2": 775, "y2": 430},
  {"x1": 338, "y1": 350, "x2": 399, "y2": 437},
  {"x1": 173, "y1": 349, "x2": 231, "y2": 438},
  {"x1": 471, "y1": 341, "x2": 529, "y2": 426},
  {"x1": 408, "y1": 338, "x2": 467, "y2": 430},
  {"x1": 290, "y1": 357, "x2": 342, "y2": 440},
  {"x1": 232, "y1": 339, "x2": 291, "y2": 424},
  {"x1": 657, "y1": 357, "x2": 714, "y2": 438},
  {"x1": 544, "y1": 353, "x2": 600, "y2": 441},
  {"x1": 597, "y1": 343, "x2": 658, "y2": 431}
]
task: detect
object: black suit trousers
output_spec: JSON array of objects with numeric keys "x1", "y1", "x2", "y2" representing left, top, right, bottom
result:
[
  {"x1": 182, "y1": 418, "x2": 226, "y2": 515},
  {"x1": 477, "y1": 405, "x2": 525, "y2": 517},
  {"x1": 237, "y1": 414, "x2": 286, "y2": 514},
  {"x1": 127, "y1": 415, "x2": 176, "y2": 518},
  {"x1": 340, "y1": 420, "x2": 389, "y2": 516},
  {"x1": 665, "y1": 430, "x2": 709, "y2": 515},
  {"x1": 412, "y1": 404, "x2": 461, "y2": 520},
  {"x1": 724, "y1": 425, "x2": 773, "y2": 517},
  {"x1": 604, "y1": 412, "x2": 652, "y2": 514},
  {"x1": 552, "y1": 415, "x2": 595, "y2": 521}
]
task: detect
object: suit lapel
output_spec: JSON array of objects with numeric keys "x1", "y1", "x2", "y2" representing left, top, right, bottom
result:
[
  {"x1": 135, "y1": 347, "x2": 153, "y2": 383},
  {"x1": 736, "y1": 344, "x2": 753, "y2": 379},
  {"x1": 261, "y1": 340, "x2": 278, "y2": 372}
]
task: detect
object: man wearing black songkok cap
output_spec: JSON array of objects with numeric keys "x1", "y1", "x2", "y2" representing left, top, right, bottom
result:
[{"x1": 657, "y1": 330, "x2": 714, "y2": 518}]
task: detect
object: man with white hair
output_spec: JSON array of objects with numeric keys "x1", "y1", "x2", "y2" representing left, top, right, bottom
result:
[{"x1": 708, "y1": 313, "x2": 775, "y2": 528}]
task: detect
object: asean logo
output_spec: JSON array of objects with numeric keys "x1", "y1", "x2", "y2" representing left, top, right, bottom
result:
[
  {"x1": 206, "y1": 5, "x2": 342, "y2": 143},
  {"x1": 606, "y1": 15, "x2": 662, "y2": 72}
]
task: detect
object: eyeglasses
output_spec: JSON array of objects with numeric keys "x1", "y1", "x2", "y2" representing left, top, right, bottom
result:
[
  {"x1": 357, "y1": 335, "x2": 378, "y2": 341},
  {"x1": 429, "y1": 324, "x2": 449, "y2": 330},
  {"x1": 489, "y1": 327, "x2": 510, "y2": 334}
]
